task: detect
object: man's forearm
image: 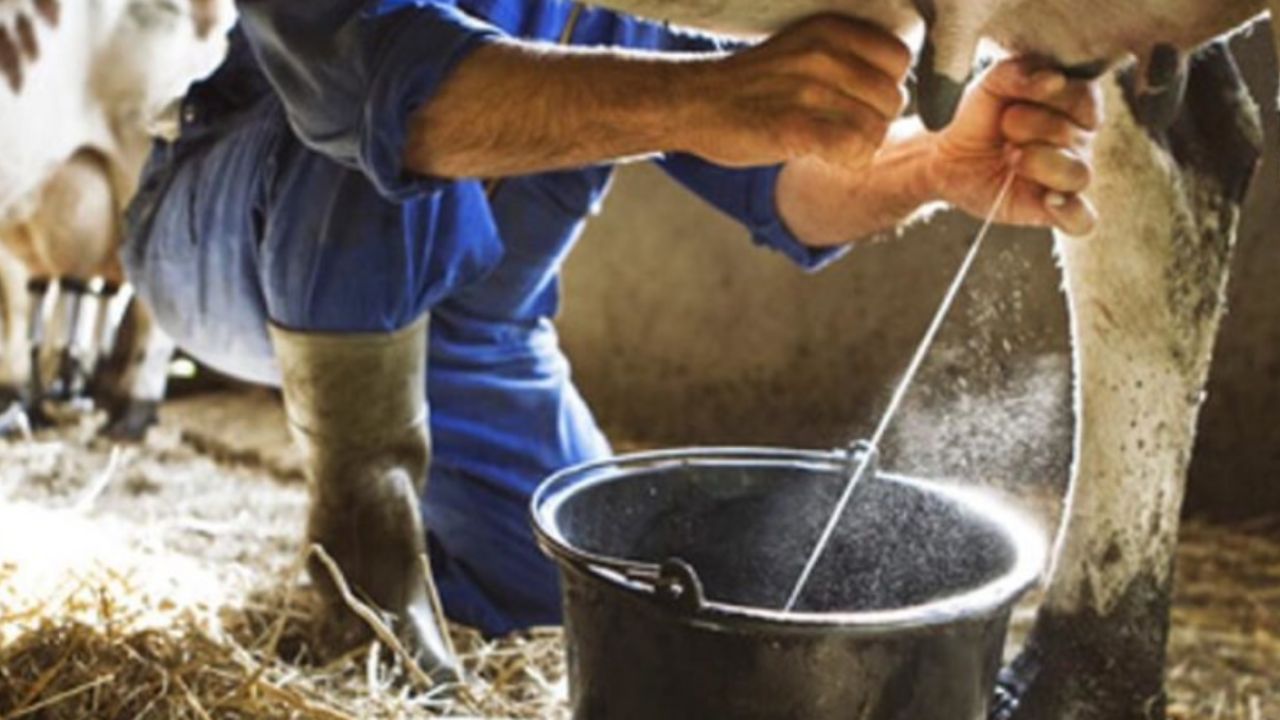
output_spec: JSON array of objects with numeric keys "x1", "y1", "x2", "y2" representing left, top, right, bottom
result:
[
  {"x1": 404, "y1": 39, "x2": 714, "y2": 178},
  {"x1": 776, "y1": 118, "x2": 939, "y2": 247},
  {"x1": 403, "y1": 16, "x2": 913, "y2": 181}
]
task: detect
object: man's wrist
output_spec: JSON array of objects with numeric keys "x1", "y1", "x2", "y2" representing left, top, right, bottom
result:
[
  {"x1": 896, "y1": 118, "x2": 945, "y2": 208},
  {"x1": 659, "y1": 56, "x2": 727, "y2": 158},
  {"x1": 774, "y1": 118, "x2": 950, "y2": 248}
]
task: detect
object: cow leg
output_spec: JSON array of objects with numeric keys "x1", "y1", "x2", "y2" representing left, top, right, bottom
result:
[
  {"x1": 44, "y1": 276, "x2": 96, "y2": 403},
  {"x1": 0, "y1": 247, "x2": 26, "y2": 389},
  {"x1": 993, "y1": 44, "x2": 1261, "y2": 720},
  {"x1": 12, "y1": 149, "x2": 119, "y2": 413},
  {"x1": 4, "y1": 275, "x2": 56, "y2": 431},
  {"x1": 91, "y1": 291, "x2": 172, "y2": 441},
  {"x1": 0, "y1": 247, "x2": 31, "y2": 432}
]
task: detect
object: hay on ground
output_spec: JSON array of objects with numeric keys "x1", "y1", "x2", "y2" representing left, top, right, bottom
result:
[{"x1": 0, "y1": 420, "x2": 1275, "y2": 719}]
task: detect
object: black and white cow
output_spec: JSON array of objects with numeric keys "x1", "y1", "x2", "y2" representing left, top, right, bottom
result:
[
  {"x1": 0, "y1": 0, "x2": 233, "y2": 438},
  {"x1": 578, "y1": 1, "x2": 1274, "y2": 719}
]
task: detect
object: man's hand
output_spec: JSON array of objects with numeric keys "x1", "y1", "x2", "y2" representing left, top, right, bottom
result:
[
  {"x1": 776, "y1": 56, "x2": 1103, "y2": 248},
  {"x1": 679, "y1": 15, "x2": 912, "y2": 171},
  {"x1": 928, "y1": 58, "x2": 1102, "y2": 236}
]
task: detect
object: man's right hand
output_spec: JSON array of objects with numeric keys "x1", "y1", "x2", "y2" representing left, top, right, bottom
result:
[{"x1": 676, "y1": 15, "x2": 912, "y2": 170}]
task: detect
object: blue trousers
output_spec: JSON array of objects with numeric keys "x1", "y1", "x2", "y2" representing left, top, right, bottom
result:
[
  {"x1": 125, "y1": 96, "x2": 609, "y2": 636},
  {"x1": 425, "y1": 464, "x2": 563, "y2": 633}
]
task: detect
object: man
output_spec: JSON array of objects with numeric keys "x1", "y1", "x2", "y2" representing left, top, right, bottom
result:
[{"x1": 124, "y1": 0, "x2": 1100, "y2": 678}]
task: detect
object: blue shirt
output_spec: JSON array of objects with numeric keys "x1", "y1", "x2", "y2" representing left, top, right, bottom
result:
[{"x1": 141, "y1": 0, "x2": 847, "y2": 503}]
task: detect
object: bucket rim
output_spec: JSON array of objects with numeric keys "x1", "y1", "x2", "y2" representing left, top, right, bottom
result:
[{"x1": 530, "y1": 446, "x2": 1046, "y2": 634}]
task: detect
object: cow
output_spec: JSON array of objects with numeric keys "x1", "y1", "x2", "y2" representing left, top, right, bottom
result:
[
  {"x1": 575, "y1": 1, "x2": 1274, "y2": 719},
  {"x1": 579, "y1": 0, "x2": 1267, "y2": 130},
  {"x1": 0, "y1": 0, "x2": 233, "y2": 438}
]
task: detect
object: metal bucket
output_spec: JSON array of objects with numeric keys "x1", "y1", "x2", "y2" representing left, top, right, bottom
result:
[{"x1": 531, "y1": 447, "x2": 1045, "y2": 720}]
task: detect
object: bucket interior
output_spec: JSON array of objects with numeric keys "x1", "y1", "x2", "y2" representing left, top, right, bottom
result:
[{"x1": 539, "y1": 456, "x2": 1033, "y2": 614}]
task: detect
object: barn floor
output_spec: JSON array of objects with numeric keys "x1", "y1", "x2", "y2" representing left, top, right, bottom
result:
[{"x1": 0, "y1": 389, "x2": 1275, "y2": 719}]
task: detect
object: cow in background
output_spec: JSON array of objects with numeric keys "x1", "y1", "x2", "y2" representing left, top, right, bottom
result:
[{"x1": 0, "y1": 0, "x2": 232, "y2": 438}]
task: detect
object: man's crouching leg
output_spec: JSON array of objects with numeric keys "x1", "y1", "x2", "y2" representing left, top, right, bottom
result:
[{"x1": 269, "y1": 314, "x2": 460, "y2": 681}]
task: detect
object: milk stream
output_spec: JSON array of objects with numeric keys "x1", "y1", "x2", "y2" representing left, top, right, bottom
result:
[{"x1": 782, "y1": 171, "x2": 1020, "y2": 613}]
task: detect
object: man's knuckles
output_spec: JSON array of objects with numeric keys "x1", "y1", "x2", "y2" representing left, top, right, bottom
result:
[
  {"x1": 786, "y1": 13, "x2": 911, "y2": 79},
  {"x1": 780, "y1": 108, "x2": 885, "y2": 158},
  {"x1": 1017, "y1": 145, "x2": 1092, "y2": 194},
  {"x1": 980, "y1": 61, "x2": 1102, "y2": 131},
  {"x1": 791, "y1": 79, "x2": 841, "y2": 111},
  {"x1": 788, "y1": 46, "x2": 907, "y2": 118},
  {"x1": 1030, "y1": 83, "x2": 1100, "y2": 130},
  {"x1": 1001, "y1": 105, "x2": 1094, "y2": 149}
]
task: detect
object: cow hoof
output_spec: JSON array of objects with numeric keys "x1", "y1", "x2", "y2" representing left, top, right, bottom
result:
[
  {"x1": 308, "y1": 466, "x2": 461, "y2": 685},
  {"x1": 98, "y1": 398, "x2": 159, "y2": 442},
  {"x1": 0, "y1": 385, "x2": 55, "y2": 437},
  {"x1": 988, "y1": 649, "x2": 1167, "y2": 720},
  {"x1": 988, "y1": 652, "x2": 1038, "y2": 720},
  {"x1": 0, "y1": 394, "x2": 32, "y2": 438},
  {"x1": 0, "y1": 404, "x2": 32, "y2": 438}
]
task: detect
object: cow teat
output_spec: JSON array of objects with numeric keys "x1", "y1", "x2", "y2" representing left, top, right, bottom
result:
[{"x1": 1131, "y1": 44, "x2": 1189, "y2": 131}]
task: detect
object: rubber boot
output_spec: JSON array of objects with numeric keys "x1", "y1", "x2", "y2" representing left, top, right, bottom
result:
[{"x1": 269, "y1": 315, "x2": 460, "y2": 682}]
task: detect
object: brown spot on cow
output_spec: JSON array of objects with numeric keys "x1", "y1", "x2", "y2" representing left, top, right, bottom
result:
[
  {"x1": 0, "y1": 27, "x2": 23, "y2": 93},
  {"x1": 34, "y1": 0, "x2": 61, "y2": 27},
  {"x1": 16, "y1": 14, "x2": 38, "y2": 59},
  {"x1": 190, "y1": 0, "x2": 219, "y2": 39},
  {"x1": 1101, "y1": 539, "x2": 1123, "y2": 567}
]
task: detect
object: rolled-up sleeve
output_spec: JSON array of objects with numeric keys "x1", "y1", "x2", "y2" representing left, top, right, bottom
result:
[
  {"x1": 236, "y1": 0, "x2": 500, "y2": 202},
  {"x1": 656, "y1": 153, "x2": 849, "y2": 272}
]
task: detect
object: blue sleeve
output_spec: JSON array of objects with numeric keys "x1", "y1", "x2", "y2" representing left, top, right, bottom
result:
[
  {"x1": 646, "y1": 20, "x2": 848, "y2": 271},
  {"x1": 236, "y1": 0, "x2": 501, "y2": 202},
  {"x1": 656, "y1": 154, "x2": 849, "y2": 271},
  {"x1": 656, "y1": 23, "x2": 739, "y2": 54}
]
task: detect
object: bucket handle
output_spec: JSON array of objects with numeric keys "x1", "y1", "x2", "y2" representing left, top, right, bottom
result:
[
  {"x1": 843, "y1": 439, "x2": 880, "y2": 478},
  {"x1": 534, "y1": 445, "x2": 877, "y2": 619},
  {"x1": 653, "y1": 558, "x2": 706, "y2": 613},
  {"x1": 600, "y1": 556, "x2": 707, "y2": 614}
]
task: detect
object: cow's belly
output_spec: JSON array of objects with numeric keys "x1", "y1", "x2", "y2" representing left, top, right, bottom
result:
[
  {"x1": 593, "y1": 0, "x2": 1265, "y2": 66},
  {"x1": 585, "y1": 0, "x2": 919, "y2": 36},
  {"x1": 987, "y1": 0, "x2": 1265, "y2": 63}
]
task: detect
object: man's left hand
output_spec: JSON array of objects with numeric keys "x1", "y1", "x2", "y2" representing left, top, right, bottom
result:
[{"x1": 928, "y1": 58, "x2": 1102, "y2": 236}]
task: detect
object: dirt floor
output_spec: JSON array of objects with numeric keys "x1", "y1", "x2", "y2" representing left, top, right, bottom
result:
[{"x1": 0, "y1": 389, "x2": 1276, "y2": 719}]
